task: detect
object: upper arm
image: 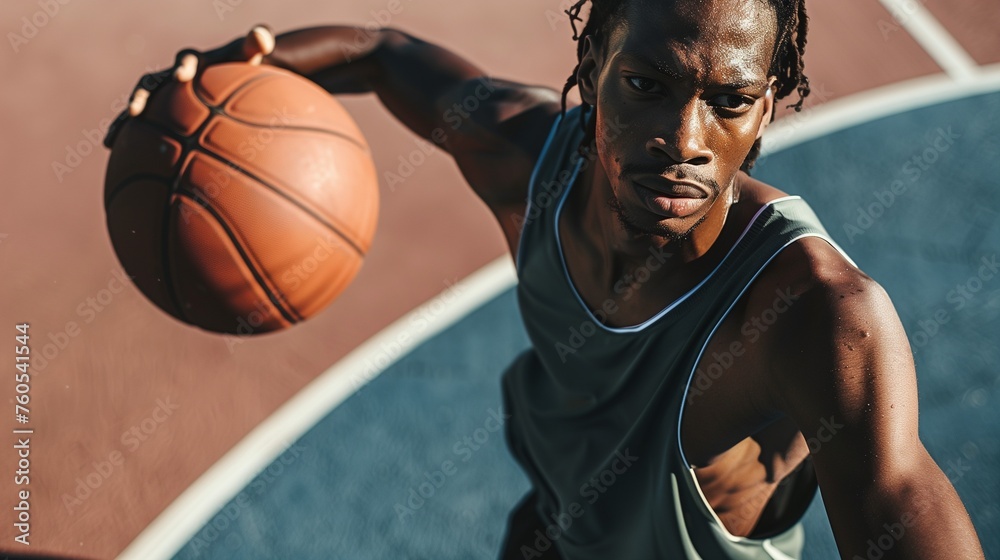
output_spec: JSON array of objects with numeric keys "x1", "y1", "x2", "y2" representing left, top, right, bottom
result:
[
  {"x1": 433, "y1": 79, "x2": 562, "y2": 209},
  {"x1": 774, "y1": 274, "x2": 920, "y2": 477},
  {"x1": 770, "y1": 270, "x2": 984, "y2": 558}
]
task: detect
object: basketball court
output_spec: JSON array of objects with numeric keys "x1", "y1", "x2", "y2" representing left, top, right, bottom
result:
[{"x1": 1, "y1": 1, "x2": 998, "y2": 558}]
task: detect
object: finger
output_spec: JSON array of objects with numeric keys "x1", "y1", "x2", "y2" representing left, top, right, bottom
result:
[
  {"x1": 174, "y1": 53, "x2": 199, "y2": 82},
  {"x1": 243, "y1": 25, "x2": 275, "y2": 65},
  {"x1": 128, "y1": 88, "x2": 150, "y2": 117}
]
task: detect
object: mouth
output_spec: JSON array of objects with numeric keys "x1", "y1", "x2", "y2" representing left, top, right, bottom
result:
[{"x1": 631, "y1": 176, "x2": 710, "y2": 218}]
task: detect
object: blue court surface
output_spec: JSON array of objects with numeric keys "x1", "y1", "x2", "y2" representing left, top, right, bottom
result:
[{"x1": 170, "y1": 91, "x2": 1000, "y2": 559}]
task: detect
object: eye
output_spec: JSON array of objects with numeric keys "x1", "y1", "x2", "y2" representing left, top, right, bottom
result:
[
  {"x1": 625, "y1": 76, "x2": 661, "y2": 93},
  {"x1": 708, "y1": 94, "x2": 754, "y2": 113}
]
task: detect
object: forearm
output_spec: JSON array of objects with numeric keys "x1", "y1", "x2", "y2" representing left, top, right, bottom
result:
[
  {"x1": 241, "y1": 26, "x2": 484, "y2": 139},
  {"x1": 834, "y1": 453, "x2": 984, "y2": 560}
]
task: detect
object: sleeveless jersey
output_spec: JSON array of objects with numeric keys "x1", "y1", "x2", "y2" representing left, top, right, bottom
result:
[{"x1": 501, "y1": 106, "x2": 857, "y2": 559}]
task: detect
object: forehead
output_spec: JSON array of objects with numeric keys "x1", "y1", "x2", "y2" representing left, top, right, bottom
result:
[{"x1": 608, "y1": 0, "x2": 778, "y2": 83}]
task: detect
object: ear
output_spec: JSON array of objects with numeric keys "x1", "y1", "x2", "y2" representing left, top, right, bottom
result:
[
  {"x1": 755, "y1": 80, "x2": 777, "y2": 140},
  {"x1": 577, "y1": 36, "x2": 602, "y2": 106}
]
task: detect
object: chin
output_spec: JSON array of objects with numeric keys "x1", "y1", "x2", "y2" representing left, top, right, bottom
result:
[{"x1": 609, "y1": 195, "x2": 704, "y2": 241}]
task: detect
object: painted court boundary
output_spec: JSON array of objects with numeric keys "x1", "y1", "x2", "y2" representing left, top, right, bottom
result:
[
  {"x1": 117, "y1": 67, "x2": 1000, "y2": 560},
  {"x1": 117, "y1": 258, "x2": 518, "y2": 559}
]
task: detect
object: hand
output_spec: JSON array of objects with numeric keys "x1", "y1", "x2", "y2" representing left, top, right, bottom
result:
[{"x1": 103, "y1": 25, "x2": 276, "y2": 148}]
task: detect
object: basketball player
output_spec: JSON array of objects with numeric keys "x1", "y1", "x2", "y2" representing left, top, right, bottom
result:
[{"x1": 114, "y1": 1, "x2": 986, "y2": 558}]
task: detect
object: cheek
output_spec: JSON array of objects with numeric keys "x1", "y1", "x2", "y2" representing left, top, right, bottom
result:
[{"x1": 715, "y1": 113, "x2": 764, "y2": 162}]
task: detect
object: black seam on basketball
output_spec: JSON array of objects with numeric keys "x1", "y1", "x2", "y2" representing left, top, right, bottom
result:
[
  {"x1": 194, "y1": 71, "x2": 278, "y2": 113},
  {"x1": 162, "y1": 197, "x2": 189, "y2": 324},
  {"x1": 191, "y1": 71, "x2": 369, "y2": 151},
  {"x1": 129, "y1": 117, "x2": 190, "y2": 145},
  {"x1": 187, "y1": 70, "x2": 369, "y2": 255},
  {"x1": 175, "y1": 192, "x2": 303, "y2": 324},
  {"x1": 105, "y1": 174, "x2": 174, "y2": 207},
  {"x1": 175, "y1": 187, "x2": 304, "y2": 322},
  {"x1": 220, "y1": 113, "x2": 369, "y2": 151},
  {"x1": 195, "y1": 147, "x2": 367, "y2": 257}
]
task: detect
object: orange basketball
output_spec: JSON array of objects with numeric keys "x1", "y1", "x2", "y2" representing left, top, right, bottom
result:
[{"x1": 103, "y1": 63, "x2": 379, "y2": 334}]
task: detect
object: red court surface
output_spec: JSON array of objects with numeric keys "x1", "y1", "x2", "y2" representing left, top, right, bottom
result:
[{"x1": 0, "y1": 0, "x2": 996, "y2": 558}]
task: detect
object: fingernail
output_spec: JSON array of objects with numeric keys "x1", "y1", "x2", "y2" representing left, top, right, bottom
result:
[
  {"x1": 174, "y1": 53, "x2": 197, "y2": 82},
  {"x1": 128, "y1": 89, "x2": 149, "y2": 116},
  {"x1": 251, "y1": 26, "x2": 275, "y2": 54}
]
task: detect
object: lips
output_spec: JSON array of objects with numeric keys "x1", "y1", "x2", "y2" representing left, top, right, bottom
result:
[
  {"x1": 632, "y1": 176, "x2": 708, "y2": 199},
  {"x1": 631, "y1": 177, "x2": 709, "y2": 218}
]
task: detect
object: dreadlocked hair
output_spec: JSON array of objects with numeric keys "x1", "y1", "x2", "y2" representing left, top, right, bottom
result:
[{"x1": 560, "y1": 0, "x2": 810, "y2": 172}]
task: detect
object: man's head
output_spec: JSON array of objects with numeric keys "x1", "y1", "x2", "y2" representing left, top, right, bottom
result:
[{"x1": 561, "y1": 0, "x2": 809, "y2": 240}]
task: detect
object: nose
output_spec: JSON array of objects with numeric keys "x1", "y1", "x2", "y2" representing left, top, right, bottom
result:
[{"x1": 645, "y1": 100, "x2": 713, "y2": 166}]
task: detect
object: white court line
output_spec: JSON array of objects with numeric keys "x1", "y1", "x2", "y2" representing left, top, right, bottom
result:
[
  {"x1": 116, "y1": 257, "x2": 518, "y2": 560},
  {"x1": 762, "y1": 63, "x2": 1000, "y2": 157},
  {"x1": 878, "y1": 0, "x2": 979, "y2": 81},
  {"x1": 118, "y1": 64, "x2": 1000, "y2": 560}
]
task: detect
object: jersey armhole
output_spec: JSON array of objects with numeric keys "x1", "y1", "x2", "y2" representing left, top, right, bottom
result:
[{"x1": 515, "y1": 111, "x2": 566, "y2": 273}]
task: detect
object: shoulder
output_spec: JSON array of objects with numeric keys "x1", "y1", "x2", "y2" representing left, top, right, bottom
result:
[{"x1": 748, "y1": 234, "x2": 915, "y2": 425}]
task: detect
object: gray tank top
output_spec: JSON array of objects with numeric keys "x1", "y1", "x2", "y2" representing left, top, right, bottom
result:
[{"x1": 501, "y1": 106, "x2": 857, "y2": 559}]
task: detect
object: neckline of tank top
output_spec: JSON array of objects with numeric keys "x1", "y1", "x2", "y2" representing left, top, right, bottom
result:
[{"x1": 552, "y1": 166, "x2": 804, "y2": 335}]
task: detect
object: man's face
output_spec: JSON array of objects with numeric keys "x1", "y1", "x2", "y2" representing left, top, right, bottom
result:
[{"x1": 578, "y1": 0, "x2": 778, "y2": 239}]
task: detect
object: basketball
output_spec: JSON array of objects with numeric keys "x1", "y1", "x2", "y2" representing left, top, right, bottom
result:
[{"x1": 103, "y1": 62, "x2": 379, "y2": 334}]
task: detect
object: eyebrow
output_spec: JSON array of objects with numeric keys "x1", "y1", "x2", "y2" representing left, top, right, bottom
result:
[{"x1": 619, "y1": 51, "x2": 766, "y2": 91}]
